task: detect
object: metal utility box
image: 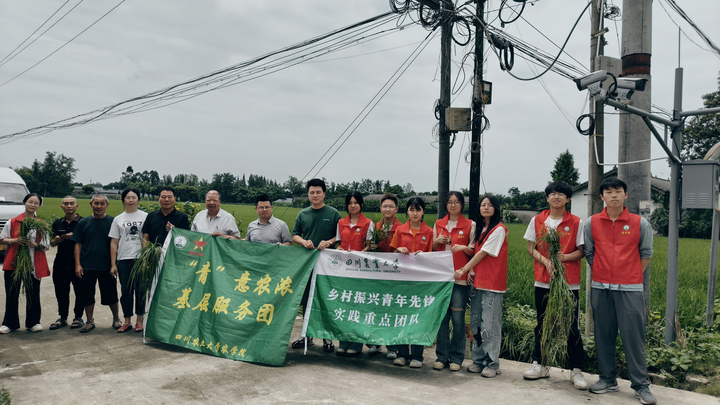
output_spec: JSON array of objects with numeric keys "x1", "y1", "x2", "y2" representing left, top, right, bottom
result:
[
  {"x1": 445, "y1": 108, "x2": 471, "y2": 131},
  {"x1": 595, "y1": 55, "x2": 621, "y2": 94},
  {"x1": 682, "y1": 160, "x2": 720, "y2": 209}
]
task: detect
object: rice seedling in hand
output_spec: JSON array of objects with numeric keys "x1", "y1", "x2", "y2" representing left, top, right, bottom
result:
[
  {"x1": 537, "y1": 227, "x2": 576, "y2": 368},
  {"x1": 369, "y1": 222, "x2": 392, "y2": 252},
  {"x1": 12, "y1": 217, "x2": 51, "y2": 299},
  {"x1": 131, "y1": 242, "x2": 164, "y2": 302}
]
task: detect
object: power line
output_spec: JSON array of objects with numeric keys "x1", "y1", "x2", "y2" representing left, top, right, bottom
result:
[
  {"x1": 0, "y1": 0, "x2": 125, "y2": 89},
  {"x1": 664, "y1": 0, "x2": 720, "y2": 58},
  {"x1": 0, "y1": 0, "x2": 73, "y2": 67},
  {"x1": 657, "y1": 0, "x2": 720, "y2": 59},
  {"x1": 0, "y1": 12, "x2": 409, "y2": 143},
  {"x1": 304, "y1": 29, "x2": 439, "y2": 180}
]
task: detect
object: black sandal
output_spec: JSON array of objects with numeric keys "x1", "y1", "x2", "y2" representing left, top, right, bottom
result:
[
  {"x1": 322, "y1": 339, "x2": 335, "y2": 353},
  {"x1": 49, "y1": 319, "x2": 67, "y2": 330},
  {"x1": 70, "y1": 318, "x2": 84, "y2": 329}
]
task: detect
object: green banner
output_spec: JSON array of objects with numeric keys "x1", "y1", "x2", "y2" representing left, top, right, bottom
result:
[
  {"x1": 145, "y1": 228, "x2": 319, "y2": 366},
  {"x1": 304, "y1": 250, "x2": 454, "y2": 346}
]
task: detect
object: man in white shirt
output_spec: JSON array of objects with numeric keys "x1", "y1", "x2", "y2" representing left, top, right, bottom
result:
[{"x1": 191, "y1": 190, "x2": 240, "y2": 239}]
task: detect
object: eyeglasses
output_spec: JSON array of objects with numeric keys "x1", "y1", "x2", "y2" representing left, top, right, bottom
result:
[
  {"x1": 380, "y1": 205, "x2": 397, "y2": 210},
  {"x1": 447, "y1": 201, "x2": 460, "y2": 206}
]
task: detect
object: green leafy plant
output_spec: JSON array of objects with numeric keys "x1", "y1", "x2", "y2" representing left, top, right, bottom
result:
[
  {"x1": 537, "y1": 227, "x2": 575, "y2": 368},
  {"x1": 369, "y1": 222, "x2": 392, "y2": 252},
  {"x1": 131, "y1": 242, "x2": 164, "y2": 303},
  {"x1": 12, "y1": 217, "x2": 51, "y2": 298}
]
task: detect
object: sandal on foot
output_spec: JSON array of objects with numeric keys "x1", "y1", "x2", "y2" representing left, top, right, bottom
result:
[
  {"x1": 49, "y1": 319, "x2": 68, "y2": 330},
  {"x1": 79, "y1": 320, "x2": 95, "y2": 333},
  {"x1": 117, "y1": 324, "x2": 133, "y2": 333},
  {"x1": 70, "y1": 318, "x2": 84, "y2": 329},
  {"x1": 134, "y1": 323, "x2": 143, "y2": 332},
  {"x1": 322, "y1": 339, "x2": 335, "y2": 353},
  {"x1": 112, "y1": 319, "x2": 123, "y2": 330}
]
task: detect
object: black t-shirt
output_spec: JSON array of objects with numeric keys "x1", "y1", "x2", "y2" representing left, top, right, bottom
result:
[
  {"x1": 141, "y1": 208, "x2": 190, "y2": 245},
  {"x1": 71, "y1": 215, "x2": 114, "y2": 271},
  {"x1": 52, "y1": 215, "x2": 82, "y2": 268}
]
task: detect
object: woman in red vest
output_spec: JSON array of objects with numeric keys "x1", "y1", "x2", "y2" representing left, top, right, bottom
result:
[
  {"x1": 432, "y1": 191, "x2": 475, "y2": 372},
  {"x1": 335, "y1": 191, "x2": 374, "y2": 357},
  {"x1": 388, "y1": 197, "x2": 434, "y2": 368},
  {"x1": 0, "y1": 193, "x2": 50, "y2": 334},
  {"x1": 458, "y1": 195, "x2": 507, "y2": 377}
]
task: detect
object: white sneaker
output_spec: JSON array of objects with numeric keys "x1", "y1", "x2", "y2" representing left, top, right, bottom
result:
[
  {"x1": 0, "y1": 325, "x2": 10, "y2": 334},
  {"x1": 571, "y1": 368, "x2": 588, "y2": 390},
  {"x1": 386, "y1": 351, "x2": 398, "y2": 360},
  {"x1": 523, "y1": 361, "x2": 549, "y2": 380},
  {"x1": 409, "y1": 359, "x2": 423, "y2": 368},
  {"x1": 393, "y1": 357, "x2": 407, "y2": 366},
  {"x1": 29, "y1": 324, "x2": 43, "y2": 332}
]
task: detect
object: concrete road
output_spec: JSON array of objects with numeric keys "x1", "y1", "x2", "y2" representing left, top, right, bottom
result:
[{"x1": 0, "y1": 250, "x2": 717, "y2": 404}]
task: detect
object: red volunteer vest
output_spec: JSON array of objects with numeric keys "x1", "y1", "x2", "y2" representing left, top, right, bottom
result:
[
  {"x1": 590, "y1": 207, "x2": 643, "y2": 284},
  {"x1": 338, "y1": 214, "x2": 372, "y2": 251},
  {"x1": 393, "y1": 222, "x2": 433, "y2": 253},
  {"x1": 435, "y1": 214, "x2": 474, "y2": 281},
  {"x1": 2, "y1": 213, "x2": 50, "y2": 278},
  {"x1": 533, "y1": 210, "x2": 581, "y2": 285},
  {"x1": 375, "y1": 217, "x2": 402, "y2": 253},
  {"x1": 473, "y1": 222, "x2": 508, "y2": 292}
]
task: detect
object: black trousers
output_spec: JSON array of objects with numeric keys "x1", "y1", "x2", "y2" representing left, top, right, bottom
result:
[
  {"x1": 3, "y1": 270, "x2": 42, "y2": 329},
  {"x1": 531, "y1": 286, "x2": 585, "y2": 370},
  {"x1": 52, "y1": 265, "x2": 84, "y2": 320}
]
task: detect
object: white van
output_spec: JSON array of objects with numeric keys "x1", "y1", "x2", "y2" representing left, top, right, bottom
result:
[{"x1": 0, "y1": 167, "x2": 30, "y2": 259}]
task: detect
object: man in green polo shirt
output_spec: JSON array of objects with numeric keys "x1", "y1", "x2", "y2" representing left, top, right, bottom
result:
[{"x1": 290, "y1": 178, "x2": 340, "y2": 352}]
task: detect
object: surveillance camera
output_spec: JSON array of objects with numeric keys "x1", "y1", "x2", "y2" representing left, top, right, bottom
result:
[
  {"x1": 616, "y1": 77, "x2": 648, "y2": 91},
  {"x1": 574, "y1": 70, "x2": 608, "y2": 91}
]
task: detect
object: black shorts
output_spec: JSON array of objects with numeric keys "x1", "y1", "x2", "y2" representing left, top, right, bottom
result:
[{"x1": 80, "y1": 270, "x2": 119, "y2": 307}]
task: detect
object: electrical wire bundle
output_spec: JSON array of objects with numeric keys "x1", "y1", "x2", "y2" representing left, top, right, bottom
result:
[{"x1": 1, "y1": 11, "x2": 416, "y2": 144}]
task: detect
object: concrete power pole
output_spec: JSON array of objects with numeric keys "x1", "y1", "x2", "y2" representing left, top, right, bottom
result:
[
  {"x1": 469, "y1": 0, "x2": 485, "y2": 223},
  {"x1": 585, "y1": 0, "x2": 605, "y2": 337},
  {"x1": 437, "y1": 3, "x2": 452, "y2": 218},
  {"x1": 618, "y1": 0, "x2": 653, "y2": 313}
]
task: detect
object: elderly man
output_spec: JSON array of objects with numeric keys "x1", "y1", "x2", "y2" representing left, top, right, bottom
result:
[
  {"x1": 142, "y1": 186, "x2": 190, "y2": 246},
  {"x1": 244, "y1": 194, "x2": 291, "y2": 245},
  {"x1": 191, "y1": 190, "x2": 240, "y2": 239},
  {"x1": 49, "y1": 196, "x2": 84, "y2": 330},
  {"x1": 71, "y1": 194, "x2": 120, "y2": 333}
]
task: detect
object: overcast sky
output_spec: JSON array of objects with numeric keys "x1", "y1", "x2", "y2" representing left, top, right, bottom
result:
[{"x1": 1, "y1": 0, "x2": 719, "y2": 195}]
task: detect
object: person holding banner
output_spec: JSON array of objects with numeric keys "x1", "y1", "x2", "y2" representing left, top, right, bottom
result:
[
  {"x1": 109, "y1": 188, "x2": 148, "y2": 333},
  {"x1": 334, "y1": 191, "x2": 374, "y2": 357},
  {"x1": 457, "y1": 195, "x2": 507, "y2": 377},
  {"x1": 388, "y1": 196, "x2": 434, "y2": 368},
  {"x1": 432, "y1": 191, "x2": 475, "y2": 372},
  {"x1": 291, "y1": 178, "x2": 341, "y2": 353},
  {"x1": 373, "y1": 193, "x2": 403, "y2": 359}
]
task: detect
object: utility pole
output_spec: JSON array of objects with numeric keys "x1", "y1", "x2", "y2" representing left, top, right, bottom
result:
[
  {"x1": 618, "y1": 0, "x2": 653, "y2": 316},
  {"x1": 585, "y1": 0, "x2": 605, "y2": 336},
  {"x1": 469, "y1": 0, "x2": 485, "y2": 223},
  {"x1": 437, "y1": 2, "x2": 452, "y2": 218}
]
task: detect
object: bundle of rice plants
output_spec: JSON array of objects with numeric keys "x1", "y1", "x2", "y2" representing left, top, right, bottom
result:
[
  {"x1": 12, "y1": 217, "x2": 51, "y2": 298},
  {"x1": 537, "y1": 227, "x2": 576, "y2": 368},
  {"x1": 369, "y1": 222, "x2": 392, "y2": 252},
  {"x1": 131, "y1": 242, "x2": 164, "y2": 302}
]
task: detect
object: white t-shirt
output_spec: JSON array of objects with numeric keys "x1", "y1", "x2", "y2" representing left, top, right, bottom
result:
[
  {"x1": 523, "y1": 215, "x2": 584, "y2": 290},
  {"x1": 434, "y1": 219, "x2": 477, "y2": 286},
  {"x1": 109, "y1": 210, "x2": 148, "y2": 260},
  {"x1": 478, "y1": 226, "x2": 506, "y2": 257}
]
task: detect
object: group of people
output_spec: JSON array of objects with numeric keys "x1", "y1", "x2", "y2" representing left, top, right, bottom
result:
[{"x1": 0, "y1": 177, "x2": 657, "y2": 404}]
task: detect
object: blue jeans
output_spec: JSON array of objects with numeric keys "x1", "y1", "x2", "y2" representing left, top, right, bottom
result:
[
  {"x1": 435, "y1": 284, "x2": 468, "y2": 365},
  {"x1": 469, "y1": 290, "x2": 503, "y2": 370}
]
